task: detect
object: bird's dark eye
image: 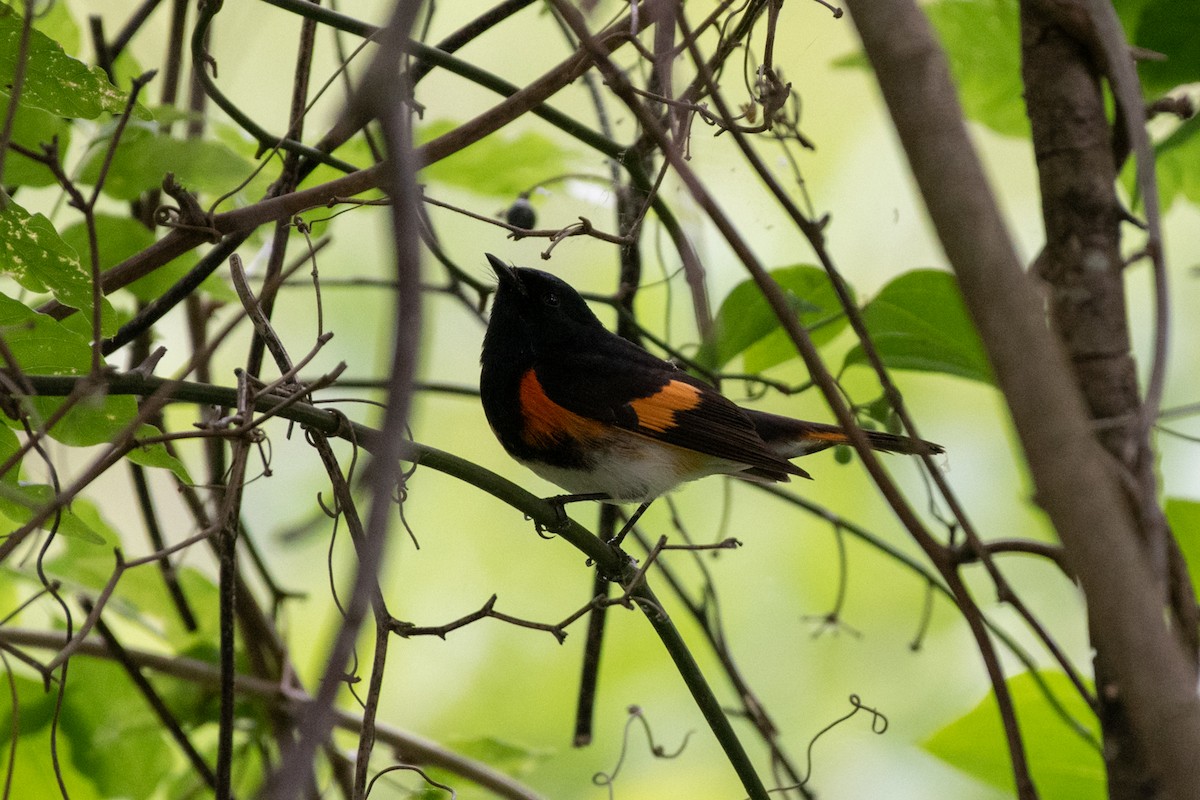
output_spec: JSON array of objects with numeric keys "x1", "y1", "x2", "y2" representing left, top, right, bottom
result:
[{"x1": 542, "y1": 291, "x2": 559, "y2": 307}]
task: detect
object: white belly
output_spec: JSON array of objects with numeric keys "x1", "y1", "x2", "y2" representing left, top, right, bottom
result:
[{"x1": 519, "y1": 435, "x2": 743, "y2": 504}]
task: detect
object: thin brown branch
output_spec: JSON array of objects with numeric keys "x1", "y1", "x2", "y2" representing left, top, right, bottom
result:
[{"x1": 389, "y1": 594, "x2": 570, "y2": 644}]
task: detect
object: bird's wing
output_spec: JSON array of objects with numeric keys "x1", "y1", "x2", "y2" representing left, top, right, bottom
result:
[{"x1": 531, "y1": 345, "x2": 808, "y2": 480}]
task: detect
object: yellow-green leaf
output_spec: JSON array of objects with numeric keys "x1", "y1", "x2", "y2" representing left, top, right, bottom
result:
[
  {"x1": 924, "y1": 671, "x2": 1103, "y2": 798},
  {"x1": 0, "y1": 3, "x2": 128, "y2": 118},
  {"x1": 0, "y1": 201, "x2": 117, "y2": 334}
]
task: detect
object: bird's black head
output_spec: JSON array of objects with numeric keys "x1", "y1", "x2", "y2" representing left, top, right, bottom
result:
[{"x1": 484, "y1": 254, "x2": 604, "y2": 349}]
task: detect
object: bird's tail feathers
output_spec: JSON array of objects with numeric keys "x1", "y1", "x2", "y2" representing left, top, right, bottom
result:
[{"x1": 744, "y1": 410, "x2": 943, "y2": 459}]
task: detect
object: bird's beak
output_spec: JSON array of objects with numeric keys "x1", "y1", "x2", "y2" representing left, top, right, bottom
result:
[{"x1": 486, "y1": 253, "x2": 523, "y2": 294}]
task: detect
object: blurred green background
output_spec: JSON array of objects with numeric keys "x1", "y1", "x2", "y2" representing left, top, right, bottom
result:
[{"x1": 6, "y1": 0, "x2": 1200, "y2": 797}]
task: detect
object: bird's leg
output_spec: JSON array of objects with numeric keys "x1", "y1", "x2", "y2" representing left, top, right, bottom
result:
[
  {"x1": 542, "y1": 492, "x2": 611, "y2": 533},
  {"x1": 609, "y1": 501, "x2": 652, "y2": 548}
]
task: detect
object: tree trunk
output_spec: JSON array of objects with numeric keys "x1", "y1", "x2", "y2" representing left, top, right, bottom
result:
[
  {"x1": 845, "y1": 0, "x2": 1200, "y2": 797},
  {"x1": 1019, "y1": 1, "x2": 1193, "y2": 796}
]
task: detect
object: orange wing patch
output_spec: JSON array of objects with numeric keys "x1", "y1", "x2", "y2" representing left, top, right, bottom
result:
[
  {"x1": 628, "y1": 380, "x2": 703, "y2": 433},
  {"x1": 519, "y1": 369, "x2": 606, "y2": 447}
]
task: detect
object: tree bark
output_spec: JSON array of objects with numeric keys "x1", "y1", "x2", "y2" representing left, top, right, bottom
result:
[
  {"x1": 1019, "y1": 1, "x2": 1200, "y2": 796},
  {"x1": 846, "y1": 0, "x2": 1200, "y2": 797}
]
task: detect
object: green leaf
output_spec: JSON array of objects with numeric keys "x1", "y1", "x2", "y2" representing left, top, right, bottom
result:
[
  {"x1": 59, "y1": 215, "x2": 235, "y2": 304},
  {"x1": 0, "y1": 421, "x2": 18, "y2": 481},
  {"x1": 829, "y1": 51, "x2": 867, "y2": 70},
  {"x1": 419, "y1": 119, "x2": 572, "y2": 198},
  {"x1": 1138, "y1": 114, "x2": 1200, "y2": 211},
  {"x1": 844, "y1": 270, "x2": 993, "y2": 384},
  {"x1": 78, "y1": 125, "x2": 255, "y2": 200},
  {"x1": 924, "y1": 671, "x2": 1103, "y2": 798},
  {"x1": 925, "y1": 0, "x2": 1028, "y2": 138},
  {"x1": 446, "y1": 736, "x2": 551, "y2": 777},
  {"x1": 59, "y1": 659, "x2": 175, "y2": 799},
  {"x1": 26, "y1": 394, "x2": 192, "y2": 483},
  {"x1": 696, "y1": 265, "x2": 849, "y2": 371},
  {"x1": 60, "y1": 215, "x2": 153, "y2": 271},
  {"x1": 1133, "y1": 0, "x2": 1200, "y2": 95},
  {"x1": 126, "y1": 249, "x2": 238, "y2": 304},
  {"x1": 29, "y1": 0, "x2": 80, "y2": 56},
  {"x1": 0, "y1": 288, "x2": 94, "y2": 374},
  {"x1": 0, "y1": 3, "x2": 128, "y2": 119},
  {"x1": 0, "y1": 482, "x2": 107, "y2": 544},
  {"x1": 0, "y1": 292, "x2": 191, "y2": 481},
  {"x1": 0, "y1": 673, "x2": 105, "y2": 800},
  {"x1": 834, "y1": 0, "x2": 1026, "y2": 137},
  {"x1": 125, "y1": 425, "x2": 192, "y2": 481},
  {"x1": 1114, "y1": 0, "x2": 1153, "y2": 33},
  {"x1": 0, "y1": 670, "x2": 57, "y2": 735},
  {"x1": 43, "y1": 536, "x2": 218, "y2": 649},
  {"x1": 0, "y1": 96, "x2": 71, "y2": 186},
  {"x1": 1166, "y1": 497, "x2": 1200, "y2": 590},
  {"x1": 0, "y1": 201, "x2": 117, "y2": 334}
]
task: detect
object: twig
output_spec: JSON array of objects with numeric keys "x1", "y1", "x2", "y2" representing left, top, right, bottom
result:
[
  {"x1": 389, "y1": 595, "x2": 570, "y2": 644},
  {"x1": 421, "y1": 193, "x2": 632, "y2": 250},
  {"x1": 109, "y1": 0, "x2": 167, "y2": 60},
  {"x1": 244, "y1": 0, "x2": 322, "y2": 381},
  {"x1": 38, "y1": 2, "x2": 650, "y2": 325},
  {"x1": 214, "y1": 372, "x2": 253, "y2": 800},
  {"x1": 190, "y1": 0, "x2": 356, "y2": 171},
  {"x1": 626, "y1": 508, "x2": 813, "y2": 795}
]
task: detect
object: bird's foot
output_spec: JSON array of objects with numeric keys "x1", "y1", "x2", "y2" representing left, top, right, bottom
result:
[{"x1": 535, "y1": 492, "x2": 610, "y2": 537}]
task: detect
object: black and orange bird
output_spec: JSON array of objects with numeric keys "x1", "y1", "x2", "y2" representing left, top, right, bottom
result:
[{"x1": 479, "y1": 254, "x2": 941, "y2": 541}]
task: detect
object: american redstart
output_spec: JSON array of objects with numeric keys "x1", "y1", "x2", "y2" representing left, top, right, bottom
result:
[{"x1": 480, "y1": 254, "x2": 941, "y2": 540}]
